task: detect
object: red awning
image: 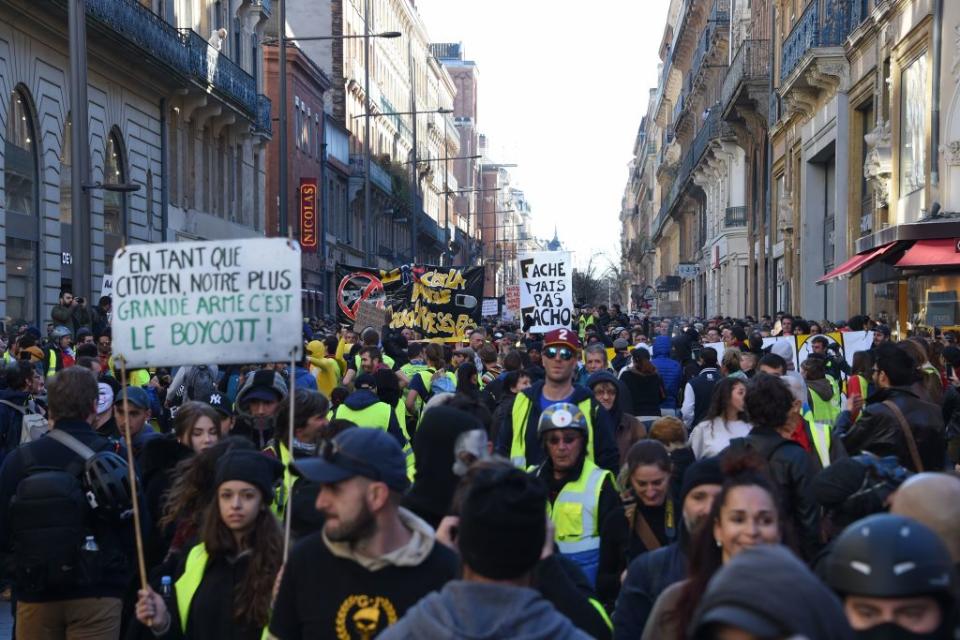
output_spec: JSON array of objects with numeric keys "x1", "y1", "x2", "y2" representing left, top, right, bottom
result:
[
  {"x1": 817, "y1": 242, "x2": 898, "y2": 284},
  {"x1": 895, "y1": 238, "x2": 960, "y2": 268}
]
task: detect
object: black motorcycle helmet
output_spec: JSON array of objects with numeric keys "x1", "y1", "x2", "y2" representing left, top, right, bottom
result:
[
  {"x1": 826, "y1": 513, "x2": 954, "y2": 600},
  {"x1": 84, "y1": 450, "x2": 134, "y2": 518}
]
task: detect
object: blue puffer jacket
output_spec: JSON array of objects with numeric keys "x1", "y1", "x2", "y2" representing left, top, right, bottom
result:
[{"x1": 651, "y1": 336, "x2": 682, "y2": 409}]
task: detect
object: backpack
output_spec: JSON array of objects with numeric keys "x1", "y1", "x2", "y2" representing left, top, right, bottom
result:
[
  {"x1": 184, "y1": 365, "x2": 217, "y2": 402},
  {"x1": 9, "y1": 430, "x2": 131, "y2": 594},
  {"x1": 0, "y1": 399, "x2": 49, "y2": 451}
]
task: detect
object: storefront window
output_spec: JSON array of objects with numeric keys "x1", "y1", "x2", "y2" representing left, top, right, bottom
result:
[
  {"x1": 909, "y1": 274, "x2": 960, "y2": 335},
  {"x1": 5, "y1": 88, "x2": 40, "y2": 325},
  {"x1": 899, "y1": 53, "x2": 927, "y2": 196}
]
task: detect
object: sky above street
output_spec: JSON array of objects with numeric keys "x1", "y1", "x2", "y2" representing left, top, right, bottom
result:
[{"x1": 415, "y1": 0, "x2": 670, "y2": 269}]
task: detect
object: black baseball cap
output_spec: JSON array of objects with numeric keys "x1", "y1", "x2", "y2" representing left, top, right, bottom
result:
[{"x1": 293, "y1": 428, "x2": 409, "y2": 492}]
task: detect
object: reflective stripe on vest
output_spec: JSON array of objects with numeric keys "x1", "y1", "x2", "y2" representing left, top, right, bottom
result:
[
  {"x1": 509, "y1": 393, "x2": 595, "y2": 469},
  {"x1": 175, "y1": 544, "x2": 209, "y2": 633},
  {"x1": 547, "y1": 459, "x2": 611, "y2": 554},
  {"x1": 802, "y1": 410, "x2": 832, "y2": 469}
]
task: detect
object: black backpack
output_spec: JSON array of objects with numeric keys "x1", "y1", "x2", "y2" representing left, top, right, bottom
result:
[
  {"x1": 9, "y1": 430, "x2": 131, "y2": 594},
  {"x1": 184, "y1": 365, "x2": 217, "y2": 402}
]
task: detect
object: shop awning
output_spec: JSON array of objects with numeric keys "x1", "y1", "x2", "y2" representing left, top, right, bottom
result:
[
  {"x1": 894, "y1": 238, "x2": 960, "y2": 268},
  {"x1": 817, "y1": 242, "x2": 898, "y2": 284}
]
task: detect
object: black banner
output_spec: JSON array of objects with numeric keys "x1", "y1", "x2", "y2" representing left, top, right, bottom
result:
[{"x1": 335, "y1": 264, "x2": 485, "y2": 341}]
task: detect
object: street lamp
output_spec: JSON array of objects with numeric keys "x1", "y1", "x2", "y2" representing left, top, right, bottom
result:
[{"x1": 273, "y1": 0, "x2": 401, "y2": 264}]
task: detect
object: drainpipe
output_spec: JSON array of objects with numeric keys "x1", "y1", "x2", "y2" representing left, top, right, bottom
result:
[
  {"x1": 160, "y1": 98, "x2": 169, "y2": 242},
  {"x1": 930, "y1": 0, "x2": 943, "y2": 205}
]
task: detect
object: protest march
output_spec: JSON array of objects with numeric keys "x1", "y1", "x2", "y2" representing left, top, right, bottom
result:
[{"x1": 0, "y1": 237, "x2": 958, "y2": 640}]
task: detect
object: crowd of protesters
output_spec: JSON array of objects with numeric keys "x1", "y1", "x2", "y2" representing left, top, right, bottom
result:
[{"x1": 0, "y1": 291, "x2": 958, "y2": 639}]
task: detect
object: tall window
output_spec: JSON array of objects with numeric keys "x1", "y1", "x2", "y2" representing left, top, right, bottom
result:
[
  {"x1": 5, "y1": 88, "x2": 40, "y2": 324},
  {"x1": 103, "y1": 130, "x2": 127, "y2": 270},
  {"x1": 900, "y1": 52, "x2": 927, "y2": 196}
]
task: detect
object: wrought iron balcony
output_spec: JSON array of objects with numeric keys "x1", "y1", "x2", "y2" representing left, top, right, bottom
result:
[
  {"x1": 779, "y1": 0, "x2": 864, "y2": 83},
  {"x1": 720, "y1": 39, "x2": 770, "y2": 114},
  {"x1": 724, "y1": 206, "x2": 747, "y2": 227},
  {"x1": 85, "y1": 0, "x2": 191, "y2": 76},
  {"x1": 182, "y1": 29, "x2": 258, "y2": 118},
  {"x1": 709, "y1": 0, "x2": 730, "y2": 24},
  {"x1": 255, "y1": 94, "x2": 272, "y2": 135}
]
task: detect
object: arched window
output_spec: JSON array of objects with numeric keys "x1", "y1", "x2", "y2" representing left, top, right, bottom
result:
[
  {"x1": 103, "y1": 129, "x2": 127, "y2": 268},
  {"x1": 4, "y1": 87, "x2": 41, "y2": 324}
]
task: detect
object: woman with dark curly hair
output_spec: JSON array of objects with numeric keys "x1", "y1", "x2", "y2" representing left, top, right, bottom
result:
[{"x1": 641, "y1": 453, "x2": 788, "y2": 640}]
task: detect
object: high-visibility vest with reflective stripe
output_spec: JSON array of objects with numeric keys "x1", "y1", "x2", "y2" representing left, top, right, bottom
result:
[
  {"x1": 547, "y1": 459, "x2": 611, "y2": 554},
  {"x1": 578, "y1": 315, "x2": 595, "y2": 339},
  {"x1": 268, "y1": 442, "x2": 294, "y2": 518},
  {"x1": 802, "y1": 410, "x2": 832, "y2": 469},
  {"x1": 809, "y1": 378, "x2": 841, "y2": 428},
  {"x1": 175, "y1": 544, "x2": 269, "y2": 638},
  {"x1": 510, "y1": 393, "x2": 595, "y2": 469}
]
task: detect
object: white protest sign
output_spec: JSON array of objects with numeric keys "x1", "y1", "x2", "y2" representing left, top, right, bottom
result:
[
  {"x1": 481, "y1": 298, "x2": 499, "y2": 317},
  {"x1": 112, "y1": 238, "x2": 302, "y2": 368},
  {"x1": 518, "y1": 251, "x2": 573, "y2": 332},
  {"x1": 840, "y1": 331, "x2": 875, "y2": 367}
]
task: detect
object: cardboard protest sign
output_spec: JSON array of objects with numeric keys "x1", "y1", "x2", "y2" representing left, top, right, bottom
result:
[
  {"x1": 481, "y1": 298, "x2": 499, "y2": 317},
  {"x1": 504, "y1": 285, "x2": 520, "y2": 322},
  {"x1": 518, "y1": 251, "x2": 573, "y2": 333},
  {"x1": 335, "y1": 263, "x2": 485, "y2": 342},
  {"x1": 112, "y1": 238, "x2": 302, "y2": 367},
  {"x1": 354, "y1": 300, "x2": 388, "y2": 334}
]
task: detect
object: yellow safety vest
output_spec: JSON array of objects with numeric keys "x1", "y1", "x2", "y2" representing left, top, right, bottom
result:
[
  {"x1": 802, "y1": 409, "x2": 832, "y2": 469},
  {"x1": 2, "y1": 352, "x2": 11, "y2": 365},
  {"x1": 269, "y1": 442, "x2": 295, "y2": 518},
  {"x1": 578, "y1": 314, "x2": 595, "y2": 339},
  {"x1": 546, "y1": 459, "x2": 612, "y2": 554},
  {"x1": 175, "y1": 544, "x2": 269, "y2": 639},
  {"x1": 334, "y1": 400, "x2": 416, "y2": 479},
  {"x1": 46, "y1": 349, "x2": 57, "y2": 378},
  {"x1": 509, "y1": 394, "x2": 595, "y2": 469},
  {"x1": 809, "y1": 379, "x2": 841, "y2": 427}
]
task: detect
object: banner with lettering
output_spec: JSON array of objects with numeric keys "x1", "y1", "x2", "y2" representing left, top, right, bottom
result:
[
  {"x1": 518, "y1": 251, "x2": 573, "y2": 332},
  {"x1": 112, "y1": 238, "x2": 302, "y2": 367},
  {"x1": 335, "y1": 263, "x2": 484, "y2": 341}
]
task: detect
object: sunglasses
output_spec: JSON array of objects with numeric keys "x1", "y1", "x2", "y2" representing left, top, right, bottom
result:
[
  {"x1": 320, "y1": 439, "x2": 382, "y2": 481},
  {"x1": 546, "y1": 433, "x2": 581, "y2": 446},
  {"x1": 544, "y1": 346, "x2": 575, "y2": 361}
]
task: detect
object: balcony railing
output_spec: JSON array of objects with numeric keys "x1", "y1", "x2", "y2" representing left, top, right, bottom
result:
[
  {"x1": 86, "y1": 0, "x2": 191, "y2": 76},
  {"x1": 254, "y1": 0, "x2": 272, "y2": 17},
  {"x1": 724, "y1": 205, "x2": 747, "y2": 227},
  {"x1": 780, "y1": 0, "x2": 864, "y2": 82},
  {"x1": 860, "y1": 193, "x2": 874, "y2": 236},
  {"x1": 720, "y1": 39, "x2": 770, "y2": 112},
  {"x1": 182, "y1": 29, "x2": 258, "y2": 117},
  {"x1": 709, "y1": 0, "x2": 730, "y2": 24},
  {"x1": 255, "y1": 94, "x2": 272, "y2": 135}
]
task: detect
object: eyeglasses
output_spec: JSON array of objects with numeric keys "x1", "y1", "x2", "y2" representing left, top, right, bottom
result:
[
  {"x1": 546, "y1": 432, "x2": 581, "y2": 446},
  {"x1": 544, "y1": 346, "x2": 575, "y2": 361},
  {"x1": 320, "y1": 438, "x2": 382, "y2": 481}
]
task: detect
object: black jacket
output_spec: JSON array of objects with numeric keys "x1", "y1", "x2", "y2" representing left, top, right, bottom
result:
[
  {"x1": 0, "y1": 419, "x2": 147, "y2": 602},
  {"x1": 612, "y1": 540, "x2": 687, "y2": 639},
  {"x1": 729, "y1": 430, "x2": 821, "y2": 561},
  {"x1": 837, "y1": 386, "x2": 945, "y2": 472}
]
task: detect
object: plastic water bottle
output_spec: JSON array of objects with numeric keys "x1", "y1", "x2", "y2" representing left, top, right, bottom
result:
[
  {"x1": 82, "y1": 535, "x2": 98, "y2": 552},
  {"x1": 160, "y1": 576, "x2": 173, "y2": 605}
]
